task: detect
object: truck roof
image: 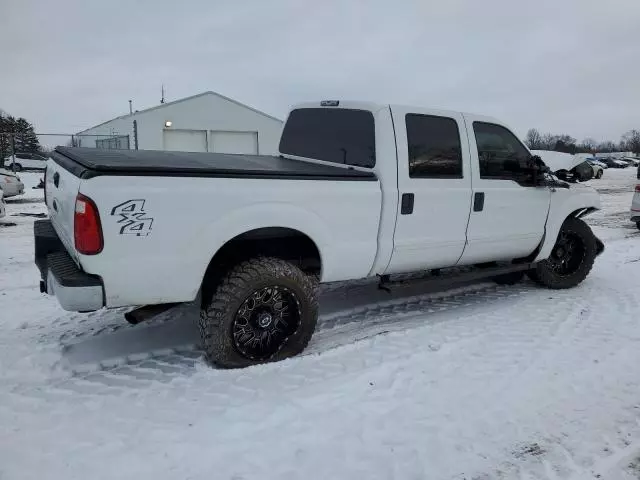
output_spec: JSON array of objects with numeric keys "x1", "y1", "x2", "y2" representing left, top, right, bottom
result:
[{"x1": 291, "y1": 100, "x2": 501, "y2": 125}]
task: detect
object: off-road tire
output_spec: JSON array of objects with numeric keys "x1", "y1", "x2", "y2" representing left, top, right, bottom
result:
[
  {"x1": 528, "y1": 217, "x2": 597, "y2": 289},
  {"x1": 492, "y1": 271, "x2": 525, "y2": 285},
  {"x1": 199, "y1": 257, "x2": 318, "y2": 368}
]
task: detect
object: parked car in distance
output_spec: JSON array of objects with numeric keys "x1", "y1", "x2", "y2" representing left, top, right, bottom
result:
[
  {"x1": 37, "y1": 101, "x2": 604, "y2": 368},
  {"x1": 632, "y1": 184, "x2": 640, "y2": 230},
  {"x1": 621, "y1": 157, "x2": 640, "y2": 167},
  {"x1": 602, "y1": 158, "x2": 629, "y2": 168},
  {"x1": 0, "y1": 169, "x2": 24, "y2": 198},
  {"x1": 587, "y1": 160, "x2": 604, "y2": 179},
  {"x1": 0, "y1": 190, "x2": 5, "y2": 219},
  {"x1": 5, "y1": 152, "x2": 48, "y2": 171},
  {"x1": 588, "y1": 159, "x2": 608, "y2": 169}
]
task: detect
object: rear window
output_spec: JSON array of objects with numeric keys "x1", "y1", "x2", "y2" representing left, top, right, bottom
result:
[{"x1": 279, "y1": 108, "x2": 376, "y2": 168}]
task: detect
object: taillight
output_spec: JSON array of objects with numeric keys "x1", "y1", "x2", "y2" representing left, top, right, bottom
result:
[
  {"x1": 74, "y1": 193, "x2": 103, "y2": 255},
  {"x1": 635, "y1": 185, "x2": 640, "y2": 193}
]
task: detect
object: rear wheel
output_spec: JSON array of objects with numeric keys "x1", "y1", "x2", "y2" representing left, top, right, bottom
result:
[
  {"x1": 13, "y1": 163, "x2": 22, "y2": 172},
  {"x1": 199, "y1": 257, "x2": 318, "y2": 368},
  {"x1": 636, "y1": 221, "x2": 640, "y2": 231},
  {"x1": 528, "y1": 217, "x2": 597, "y2": 289}
]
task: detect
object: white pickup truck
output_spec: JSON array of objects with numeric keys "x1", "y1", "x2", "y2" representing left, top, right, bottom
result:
[{"x1": 35, "y1": 101, "x2": 604, "y2": 367}]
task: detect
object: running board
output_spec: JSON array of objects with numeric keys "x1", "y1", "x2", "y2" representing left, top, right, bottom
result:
[
  {"x1": 124, "y1": 303, "x2": 180, "y2": 325},
  {"x1": 378, "y1": 262, "x2": 536, "y2": 292}
]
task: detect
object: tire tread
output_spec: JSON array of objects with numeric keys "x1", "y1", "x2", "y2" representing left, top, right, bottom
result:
[{"x1": 199, "y1": 257, "x2": 318, "y2": 368}]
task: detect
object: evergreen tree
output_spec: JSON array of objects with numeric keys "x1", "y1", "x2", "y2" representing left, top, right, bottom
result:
[
  {"x1": 14, "y1": 117, "x2": 40, "y2": 153},
  {"x1": 0, "y1": 115, "x2": 16, "y2": 168}
]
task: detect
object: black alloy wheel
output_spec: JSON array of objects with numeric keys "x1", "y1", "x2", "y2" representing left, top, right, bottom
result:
[
  {"x1": 232, "y1": 286, "x2": 301, "y2": 360},
  {"x1": 546, "y1": 231, "x2": 586, "y2": 276}
]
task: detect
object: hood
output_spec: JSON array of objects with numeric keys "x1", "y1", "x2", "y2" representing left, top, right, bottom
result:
[{"x1": 531, "y1": 150, "x2": 584, "y2": 173}]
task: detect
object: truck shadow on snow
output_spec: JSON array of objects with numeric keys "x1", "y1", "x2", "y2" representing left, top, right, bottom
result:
[{"x1": 60, "y1": 278, "x2": 529, "y2": 376}]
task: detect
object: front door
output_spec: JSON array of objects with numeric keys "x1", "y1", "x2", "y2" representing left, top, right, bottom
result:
[
  {"x1": 385, "y1": 107, "x2": 473, "y2": 274},
  {"x1": 457, "y1": 116, "x2": 551, "y2": 265}
]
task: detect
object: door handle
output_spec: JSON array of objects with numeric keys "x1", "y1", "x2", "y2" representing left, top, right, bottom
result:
[
  {"x1": 401, "y1": 193, "x2": 414, "y2": 215},
  {"x1": 473, "y1": 192, "x2": 485, "y2": 212},
  {"x1": 53, "y1": 172, "x2": 60, "y2": 187}
]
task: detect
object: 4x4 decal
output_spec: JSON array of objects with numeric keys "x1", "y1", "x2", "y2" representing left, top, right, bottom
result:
[{"x1": 111, "y1": 199, "x2": 154, "y2": 236}]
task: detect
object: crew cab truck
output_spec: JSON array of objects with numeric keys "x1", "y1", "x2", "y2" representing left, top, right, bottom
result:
[{"x1": 35, "y1": 101, "x2": 604, "y2": 368}]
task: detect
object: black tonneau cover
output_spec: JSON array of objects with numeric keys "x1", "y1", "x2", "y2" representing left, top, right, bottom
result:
[{"x1": 52, "y1": 147, "x2": 377, "y2": 181}]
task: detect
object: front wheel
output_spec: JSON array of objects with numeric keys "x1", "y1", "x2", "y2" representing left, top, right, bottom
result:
[
  {"x1": 199, "y1": 257, "x2": 318, "y2": 368},
  {"x1": 596, "y1": 170, "x2": 603, "y2": 179},
  {"x1": 12, "y1": 163, "x2": 22, "y2": 172},
  {"x1": 528, "y1": 217, "x2": 597, "y2": 289},
  {"x1": 636, "y1": 221, "x2": 640, "y2": 231}
]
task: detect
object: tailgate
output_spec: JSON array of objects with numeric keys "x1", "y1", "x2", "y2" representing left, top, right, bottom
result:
[{"x1": 46, "y1": 159, "x2": 82, "y2": 261}]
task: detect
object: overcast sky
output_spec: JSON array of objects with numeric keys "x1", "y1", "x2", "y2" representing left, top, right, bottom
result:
[{"x1": 2, "y1": 0, "x2": 639, "y2": 142}]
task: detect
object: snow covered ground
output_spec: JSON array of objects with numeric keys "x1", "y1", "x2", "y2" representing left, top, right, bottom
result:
[{"x1": 1, "y1": 169, "x2": 639, "y2": 480}]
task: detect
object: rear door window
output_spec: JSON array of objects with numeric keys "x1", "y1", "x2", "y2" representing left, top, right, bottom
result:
[
  {"x1": 405, "y1": 114, "x2": 463, "y2": 178},
  {"x1": 279, "y1": 108, "x2": 376, "y2": 168}
]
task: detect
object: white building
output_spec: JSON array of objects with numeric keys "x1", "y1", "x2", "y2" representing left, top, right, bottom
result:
[{"x1": 75, "y1": 91, "x2": 283, "y2": 155}]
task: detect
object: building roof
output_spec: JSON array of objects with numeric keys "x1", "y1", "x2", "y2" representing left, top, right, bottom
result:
[{"x1": 76, "y1": 91, "x2": 282, "y2": 135}]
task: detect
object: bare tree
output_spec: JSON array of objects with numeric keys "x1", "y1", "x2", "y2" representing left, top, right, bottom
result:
[
  {"x1": 621, "y1": 130, "x2": 640, "y2": 155},
  {"x1": 524, "y1": 128, "x2": 543, "y2": 149},
  {"x1": 580, "y1": 138, "x2": 597, "y2": 152},
  {"x1": 597, "y1": 140, "x2": 617, "y2": 153},
  {"x1": 540, "y1": 133, "x2": 556, "y2": 150}
]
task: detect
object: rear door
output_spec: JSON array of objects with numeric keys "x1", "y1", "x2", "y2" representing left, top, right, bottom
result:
[
  {"x1": 457, "y1": 116, "x2": 550, "y2": 265},
  {"x1": 384, "y1": 107, "x2": 473, "y2": 274},
  {"x1": 162, "y1": 129, "x2": 207, "y2": 152},
  {"x1": 209, "y1": 131, "x2": 258, "y2": 154}
]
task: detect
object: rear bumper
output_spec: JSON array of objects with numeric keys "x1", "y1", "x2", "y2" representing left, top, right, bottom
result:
[{"x1": 34, "y1": 219, "x2": 104, "y2": 312}]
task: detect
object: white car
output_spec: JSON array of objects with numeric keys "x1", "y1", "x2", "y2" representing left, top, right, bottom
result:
[
  {"x1": 587, "y1": 161, "x2": 604, "y2": 179},
  {"x1": 0, "y1": 169, "x2": 25, "y2": 198},
  {"x1": 632, "y1": 184, "x2": 640, "y2": 230},
  {"x1": 0, "y1": 190, "x2": 5, "y2": 219},
  {"x1": 35, "y1": 100, "x2": 604, "y2": 368},
  {"x1": 5, "y1": 152, "x2": 48, "y2": 171}
]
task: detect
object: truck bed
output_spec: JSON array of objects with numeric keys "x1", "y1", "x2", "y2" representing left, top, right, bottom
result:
[{"x1": 51, "y1": 147, "x2": 377, "y2": 181}]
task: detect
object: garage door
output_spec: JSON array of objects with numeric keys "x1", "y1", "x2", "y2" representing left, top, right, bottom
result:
[
  {"x1": 163, "y1": 129, "x2": 207, "y2": 152},
  {"x1": 209, "y1": 131, "x2": 258, "y2": 155}
]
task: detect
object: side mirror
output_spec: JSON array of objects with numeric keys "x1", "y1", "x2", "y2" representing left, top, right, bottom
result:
[
  {"x1": 530, "y1": 155, "x2": 550, "y2": 174},
  {"x1": 526, "y1": 155, "x2": 549, "y2": 186}
]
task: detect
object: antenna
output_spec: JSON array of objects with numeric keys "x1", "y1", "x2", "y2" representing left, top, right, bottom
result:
[
  {"x1": 128, "y1": 100, "x2": 133, "y2": 115},
  {"x1": 161, "y1": 85, "x2": 165, "y2": 104}
]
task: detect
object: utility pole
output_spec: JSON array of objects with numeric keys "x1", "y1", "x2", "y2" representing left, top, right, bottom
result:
[
  {"x1": 133, "y1": 120, "x2": 138, "y2": 150},
  {"x1": 129, "y1": 100, "x2": 133, "y2": 115},
  {"x1": 161, "y1": 85, "x2": 165, "y2": 104}
]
